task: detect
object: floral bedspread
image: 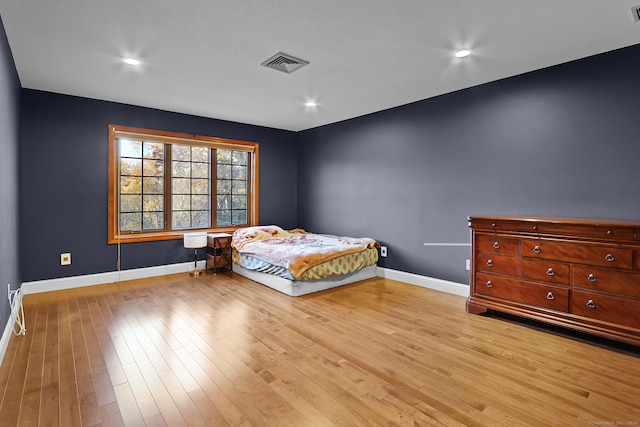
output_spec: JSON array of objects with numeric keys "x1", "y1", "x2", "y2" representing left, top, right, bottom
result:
[{"x1": 232, "y1": 225, "x2": 378, "y2": 280}]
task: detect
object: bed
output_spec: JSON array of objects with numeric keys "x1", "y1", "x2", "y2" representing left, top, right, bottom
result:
[{"x1": 231, "y1": 225, "x2": 379, "y2": 296}]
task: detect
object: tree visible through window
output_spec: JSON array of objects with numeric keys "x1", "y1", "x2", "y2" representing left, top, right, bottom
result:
[{"x1": 108, "y1": 125, "x2": 259, "y2": 243}]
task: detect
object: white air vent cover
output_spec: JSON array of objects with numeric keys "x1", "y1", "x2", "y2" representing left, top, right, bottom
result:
[{"x1": 261, "y1": 52, "x2": 309, "y2": 74}]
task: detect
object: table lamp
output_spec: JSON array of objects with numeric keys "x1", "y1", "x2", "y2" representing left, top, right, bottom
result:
[{"x1": 183, "y1": 232, "x2": 207, "y2": 276}]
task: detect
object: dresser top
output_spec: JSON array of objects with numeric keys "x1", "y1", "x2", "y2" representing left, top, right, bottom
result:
[{"x1": 468, "y1": 215, "x2": 640, "y2": 228}]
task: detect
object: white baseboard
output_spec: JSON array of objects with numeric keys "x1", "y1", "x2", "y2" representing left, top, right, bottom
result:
[
  {"x1": 20, "y1": 262, "x2": 469, "y2": 297},
  {"x1": 0, "y1": 288, "x2": 23, "y2": 369},
  {"x1": 376, "y1": 267, "x2": 470, "y2": 297},
  {"x1": 21, "y1": 260, "x2": 206, "y2": 295}
]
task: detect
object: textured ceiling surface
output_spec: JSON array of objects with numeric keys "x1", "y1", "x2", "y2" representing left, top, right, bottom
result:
[{"x1": 1, "y1": 1, "x2": 639, "y2": 131}]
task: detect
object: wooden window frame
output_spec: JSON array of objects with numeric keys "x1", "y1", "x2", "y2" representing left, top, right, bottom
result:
[{"x1": 108, "y1": 125, "x2": 259, "y2": 244}]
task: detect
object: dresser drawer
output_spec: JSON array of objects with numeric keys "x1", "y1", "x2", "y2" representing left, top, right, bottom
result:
[
  {"x1": 572, "y1": 266, "x2": 640, "y2": 298},
  {"x1": 470, "y1": 218, "x2": 520, "y2": 232},
  {"x1": 476, "y1": 253, "x2": 569, "y2": 285},
  {"x1": 521, "y1": 239, "x2": 633, "y2": 270},
  {"x1": 571, "y1": 290, "x2": 640, "y2": 330},
  {"x1": 476, "y1": 234, "x2": 519, "y2": 255},
  {"x1": 475, "y1": 273, "x2": 569, "y2": 312},
  {"x1": 522, "y1": 222, "x2": 635, "y2": 241}
]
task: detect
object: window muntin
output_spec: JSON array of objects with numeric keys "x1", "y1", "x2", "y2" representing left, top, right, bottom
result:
[{"x1": 108, "y1": 125, "x2": 259, "y2": 243}]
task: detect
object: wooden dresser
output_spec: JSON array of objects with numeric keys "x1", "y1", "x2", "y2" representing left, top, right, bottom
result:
[{"x1": 467, "y1": 215, "x2": 640, "y2": 346}]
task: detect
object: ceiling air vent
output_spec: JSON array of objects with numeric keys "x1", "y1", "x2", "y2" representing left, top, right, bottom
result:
[
  {"x1": 261, "y1": 52, "x2": 309, "y2": 74},
  {"x1": 632, "y1": 6, "x2": 640, "y2": 22}
]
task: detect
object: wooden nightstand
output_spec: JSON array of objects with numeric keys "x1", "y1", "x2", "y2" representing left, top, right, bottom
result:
[{"x1": 206, "y1": 233, "x2": 233, "y2": 273}]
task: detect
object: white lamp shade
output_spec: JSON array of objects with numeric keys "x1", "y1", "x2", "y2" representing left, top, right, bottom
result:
[{"x1": 183, "y1": 232, "x2": 207, "y2": 248}]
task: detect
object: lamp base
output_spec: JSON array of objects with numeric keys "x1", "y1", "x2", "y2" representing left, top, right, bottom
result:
[{"x1": 189, "y1": 270, "x2": 204, "y2": 277}]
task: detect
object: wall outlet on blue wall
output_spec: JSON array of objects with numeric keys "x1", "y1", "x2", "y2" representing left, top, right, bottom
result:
[
  {"x1": 380, "y1": 246, "x2": 387, "y2": 257},
  {"x1": 61, "y1": 253, "x2": 71, "y2": 265}
]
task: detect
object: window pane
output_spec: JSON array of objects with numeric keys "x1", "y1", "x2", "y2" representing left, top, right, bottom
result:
[
  {"x1": 120, "y1": 139, "x2": 142, "y2": 157},
  {"x1": 172, "y1": 161, "x2": 191, "y2": 178},
  {"x1": 173, "y1": 195, "x2": 190, "y2": 210},
  {"x1": 192, "y1": 211, "x2": 210, "y2": 228},
  {"x1": 172, "y1": 145, "x2": 191, "y2": 161},
  {"x1": 191, "y1": 178, "x2": 209, "y2": 195},
  {"x1": 232, "y1": 151, "x2": 248, "y2": 165},
  {"x1": 120, "y1": 158, "x2": 141, "y2": 176},
  {"x1": 143, "y1": 195, "x2": 163, "y2": 211},
  {"x1": 120, "y1": 176, "x2": 142, "y2": 194},
  {"x1": 232, "y1": 210, "x2": 247, "y2": 224},
  {"x1": 215, "y1": 149, "x2": 249, "y2": 226},
  {"x1": 217, "y1": 149, "x2": 231, "y2": 164},
  {"x1": 192, "y1": 146, "x2": 209, "y2": 162},
  {"x1": 143, "y1": 159, "x2": 163, "y2": 176},
  {"x1": 191, "y1": 195, "x2": 209, "y2": 210},
  {"x1": 171, "y1": 145, "x2": 211, "y2": 230},
  {"x1": 118, "y1": 137, "x2": 166, "y2": 234},
  {"x1": 172, "y1": 178, "x2": 190, "y2": 194},
  {"x1": 192, "y1": 162, "x2": 209, "y2": 178},
  {"x1": 217, "y1": 210, "x2": 231, "y2": 225},
  {"x1": 143, "y1": 142, "x2": 164, "y2": 160},
  {"x1": 217, "y1": 179, "x2": 231, "y2": 194},
  {"x1": 120, "y1": 195, "x2": 141, "y2": 212},
  {"x1": 232, "y1": 165, "x2": 246, "y2": 180},
  {"x1": 172, "y1": 211, "x2": 190, "y2": 229},
  {"x1": 232, "y1": 180, "x2": 246, "y2": 194},
  {"x1": 143, "y1": 212, "x2": 163, "y2": 230},
  {"x1": 232, "y1": 195, "x2": 246, "y2": 209},
  {"x1": 217, "y1": 195, "x2": 231, "y2": 210},
  {"x1": 143, "y1": 177, "x2": 163, "y2": 194},
  {"x1": 120, "y1": 213, "x2": 141, "y2": 231},
  {"x1": 217, "y1": 164, "x2": 231, "y2": 179}
]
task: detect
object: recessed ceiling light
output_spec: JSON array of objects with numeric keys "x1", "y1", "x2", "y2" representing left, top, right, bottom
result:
[
  {"x1": 304, "y1": 101, "x2": 317, "y2": 108},
  {"x1": 123, "y1": 57, "x2": 141, "y2": 66},
  {"x1": 454, "y1": 49, "x2": 471, "y2": 58}
]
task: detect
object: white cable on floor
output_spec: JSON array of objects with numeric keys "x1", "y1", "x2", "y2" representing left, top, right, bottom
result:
[{"x1": 7, "y1": 284, "x2": 26, "y2": 336}]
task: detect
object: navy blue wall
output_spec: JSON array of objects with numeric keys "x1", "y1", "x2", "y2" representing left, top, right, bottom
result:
[
  {"x1": 20, "y1": 90, "x2": 298, "y2": 282},
  {"x1": 0, "y1": 18, "x2": 20, "y2": 337},
  {"x1": 298, "y1": 43, "x2": 640, "y2": 285}
]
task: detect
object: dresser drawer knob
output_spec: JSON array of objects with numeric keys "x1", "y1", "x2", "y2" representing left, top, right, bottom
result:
[
  {"x1": 604, "y1": 253, "x2": 615, "y2": 262},
  {"x1": 587, "y1": 273, "x2": 597, "y2": 282},
  {"x1": 532, "y1": 245, "x2": 541, "y2": 254},
  {"x1": 587, "y1": 299, "x2": 596, "y2": 309},
  {"x1": 493, "y1": 241, "x2": 500, "y2": 249},
  {"x1": 607, "y1": 229, "x2": 613, "y2": 235},
  {"x1": 546, "y1": 268, "x2": 555, "y2": 276},
  {"x1": 532, "y1": 225, "x2": 538, "y2": 231},
  {"x1": 485, "y1": 280, "x2": 493, "y2": 288},
  {"x1": 491, "y1": 222, "x2": 496, "y2": 227},
  {"x1": 486, "y1": 259, "x2": 493, "y2": 267},
  {"x1": 546, "y1": 292, "x2": 555, "y2": 300}
]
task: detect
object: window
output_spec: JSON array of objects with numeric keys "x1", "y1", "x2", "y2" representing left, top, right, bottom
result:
[{"x1": 108, "y1": 125, "x2": 259, "y2": 243}]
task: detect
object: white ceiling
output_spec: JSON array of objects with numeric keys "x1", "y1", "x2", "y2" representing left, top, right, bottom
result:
[{"x1": 1, "y1": 1, "x2": 639, "y2": 131}]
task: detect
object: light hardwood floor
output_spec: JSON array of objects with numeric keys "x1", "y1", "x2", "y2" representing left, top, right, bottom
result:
[{"x1": 0, "y1": 272, "x2": 638, "y2": 426}]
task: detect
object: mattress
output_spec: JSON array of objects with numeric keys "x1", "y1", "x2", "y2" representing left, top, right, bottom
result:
[
  {"x1": 230, "y1": 225, "x2": 380, "y2": 295},
  {"x1": 233, "y1": 246, "x2": 379, "y2": 280}
]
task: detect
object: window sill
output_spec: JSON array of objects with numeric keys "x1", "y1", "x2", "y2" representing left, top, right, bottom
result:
[{"x1": 108, "y1": 228, "x2": 241, "y2": 244}]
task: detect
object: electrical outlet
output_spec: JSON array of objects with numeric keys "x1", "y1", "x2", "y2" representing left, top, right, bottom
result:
[
  {"x1": 466, "y1": 259, "x2": 471, "y2": 271},
  {"x1": 61, "y1": 253, "x2": 71, "y2": 265},
  {"x1": 380, "y1": 246, "x2": 387, "y2": 257}
]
